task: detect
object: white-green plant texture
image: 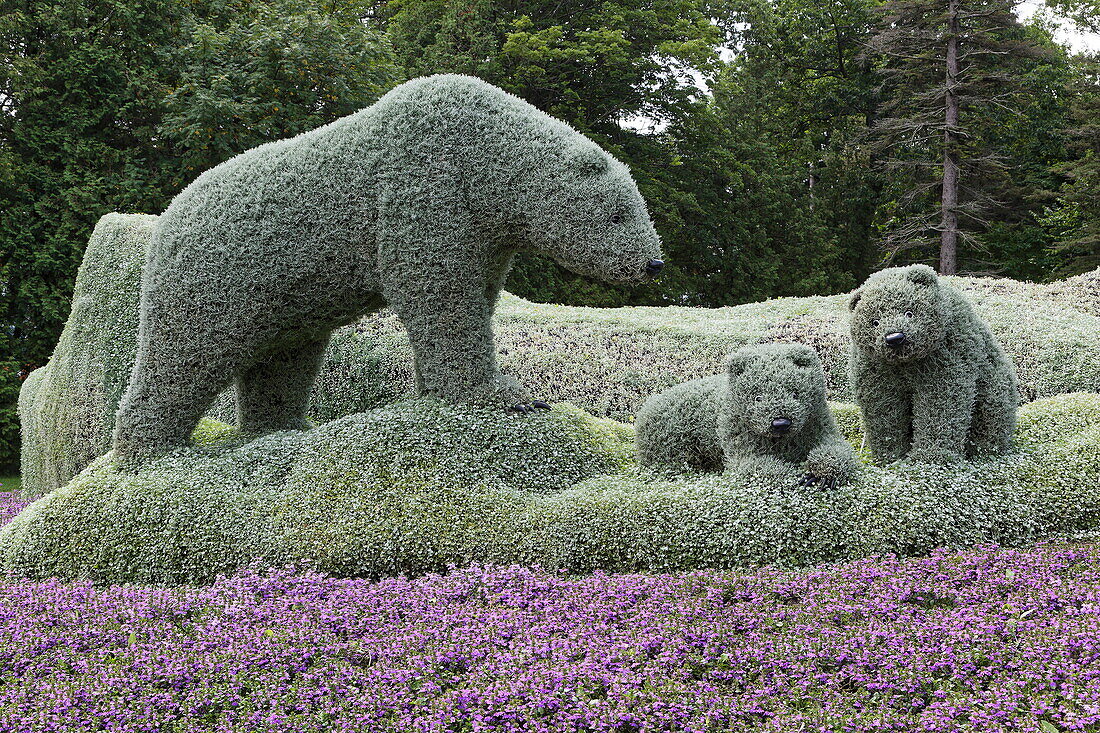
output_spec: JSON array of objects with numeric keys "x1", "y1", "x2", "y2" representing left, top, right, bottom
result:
[
  {"x1": 636, "y1": 344, "x2": 858, "y2": 490},
  {"x1": 635, "y1": 375, "x2": 727, "y2": 472},
  {"x1": 718, "y1": 344, "x2": 858, "y2": 488},
  {"x1": 849, "y1": 265, "x2": 1018, "y2": 465},
  {"x1": 18, "y1": 214, "x2": 156, "y2": 497},
  {"x1": 3, "y1": 393, "x2": 1099, "y2": 585},
  {"x1": 113, "y1": 74, "x2": 663, "y2": 462},
  {"x1": 19, "y1": 208, "x2": 1100, "y2": 495}
]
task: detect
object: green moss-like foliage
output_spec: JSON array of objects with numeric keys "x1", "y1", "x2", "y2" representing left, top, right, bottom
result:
[
  {"x1": 18, "y1": 214, "x2": 157, "y2": 498},
  {"x1": 20, "y1": 212, "x2": 1100, "y2": 495},
  {"x1": 634, "y1": 375, "x2": 726, "y2": 472},
  {"x1": 718, "y1": 344, "x2": 859, "y2": 488},
  {"x1": 114, "y1": 74, "x2": 663, "y2": 462},
  {"x1": 636, "y1": 345, "x2": 858, "y2": 490},
  {"x1": 5, "y1": 394, "x2": 1100, "y2": 585},
  {"x1": 349, "y1": 272, "x2": 1100, "y2": 419},
  {"x1": 849, "y1": 265, "x2": 1018, "y2": 465}
]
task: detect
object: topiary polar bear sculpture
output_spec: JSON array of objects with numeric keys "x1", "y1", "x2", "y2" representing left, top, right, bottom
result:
[
  {"x1": 848, "y1": 264, "x2": 1018, "y2": 465},
  {"x1": 114, "y1": 74, "x2": 664, "y2": 462},
  {"x1": 635, "y1": 376, "x2": 727, "y2": 472},
  {"x1": 636, "y1": 344, "x2": 859, "y2": 489},
  {"x1": 719, "y1": 344, "x2": 859, "y2": 488}
]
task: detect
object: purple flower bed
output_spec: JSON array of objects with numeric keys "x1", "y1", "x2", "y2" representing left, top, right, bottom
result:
[
  {"x1": 0, "y1": 542, "x2": 1099, "y2": 732},
  {"x1": 0, "y1": 492, "x2": 28, "y2": 526}
]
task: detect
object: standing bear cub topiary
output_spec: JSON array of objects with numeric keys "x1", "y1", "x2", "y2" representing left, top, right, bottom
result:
[
  {"x1": 636, "y1": 344, "x2": 859, "y2": 489},
  {"x1": 114, "y1": 74, "x2": 664, "y2": 462},
  {"x1": 848, "y1": 264, "x2": 1018, "y2": 465}
]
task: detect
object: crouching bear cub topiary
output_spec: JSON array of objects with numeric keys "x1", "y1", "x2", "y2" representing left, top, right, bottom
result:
[
  {"x1": 636, "y1": 344, "x2": 859, "y2": 489},
  {"x1": 848, "y1": 264, "x2": 1018, "y2": 465},
  {"x1": 114, "y1": 74, "x2": 664, "y2": 462}
]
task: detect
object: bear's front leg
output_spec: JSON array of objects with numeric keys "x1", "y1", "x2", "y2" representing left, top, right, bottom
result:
[
  {"x1": 379, "y1": 172, "x2": 533, "y2": 409},
  {"x1": 907, "y1": 375, "x2": 976, "y2": 464},
  {"x1": 852, "y1": 365, "x2": 911, "y2": 465},
  {"x1": 800, "y1": 438, "x2": 860, "y2": 490},
  {"x1": 387, "y1": 282, "x2": 529, "y2": 407}
]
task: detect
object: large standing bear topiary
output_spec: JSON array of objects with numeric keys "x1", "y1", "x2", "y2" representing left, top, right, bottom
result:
[
  {"x1": 848, "y1": 264, "x2": 1018, "y2": 464},
  {"x1": 636, "y1": 344, "x2": 859, "y2": 489},
  {"x1": 114, "y1": 74, "x2": 664, "y2": 462}
]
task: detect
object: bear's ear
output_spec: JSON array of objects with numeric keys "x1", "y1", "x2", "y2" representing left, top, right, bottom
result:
[
  {"x1": 726, "y1": 350, "x2": 752, "y2": 379},
  {"x1": 847, "y1": 287, "x2": 862, "y2": 312},
  {"x1": 907, "y1": 265, "x2": 939, "y2": 287},
  {"x1": 788, "y1": 345, "x2": 819, "y2": 369},
  {"x1": 570, "y1": 145, "x2": 609, "y2": 176}
]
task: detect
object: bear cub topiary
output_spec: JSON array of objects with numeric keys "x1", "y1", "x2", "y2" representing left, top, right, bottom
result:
[
  {"x1": 848, "y1": 264, "x2": 1018, "y2": 465},
  {"x1": 636, "y1": 344, "x2": 859, "y2": 489}
]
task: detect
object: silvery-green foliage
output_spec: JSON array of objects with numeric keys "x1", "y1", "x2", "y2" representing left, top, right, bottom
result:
[
  {"x1": 720, "y1": 344, "x2": 859, "y2": 487},
  {"x1": 636, "y1": 345, "x2": 858, "y2": 489},
  {"x1": 18, "y1": 214, "x2": 157, "y2": 498},
  {"x1": 345, "y1": 272, "x2": 1100, "y2": 419},
  {"x1": 19, "y1": 208, "x2": 1100, "y2": 494},
  {"x1": 1, "y1": 401, "x2": 635, "y2": 584},
  {"x1": 635, "y1": 375, "x2": 726, "y2": 472},
  {"x1": 113, "y1": 74, "x2": 662, "y2": 462},
  {"x1": 849, "y1": 265, "x2": 1018, "y2": 465},
  {"x1": 5, "y1": 394, "x2": 1099, "y2": 585},
  {"x1": 16, "y1": 369, "x2": 46, "y2": 490}
]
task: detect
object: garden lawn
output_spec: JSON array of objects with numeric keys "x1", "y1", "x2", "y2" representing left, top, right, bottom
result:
[
  {"x1": 0, "y1": 539, "x2": 1099, "y2": 732},
  {"x1": 0, "y1": 477, "x2": 19, "y2": 498}
]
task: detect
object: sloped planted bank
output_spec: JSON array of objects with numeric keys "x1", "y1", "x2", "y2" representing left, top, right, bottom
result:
[{"x1": 3, "y1": 393, "x2": 1099, "y2": 586}]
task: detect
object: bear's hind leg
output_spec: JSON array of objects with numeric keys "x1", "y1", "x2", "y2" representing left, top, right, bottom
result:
[
  {"x1": 115, "y1": 346, "x2": 235, "y2": 464},
  {"x1": 236, "y1": 334, "x2": 331, "y2": 435}
]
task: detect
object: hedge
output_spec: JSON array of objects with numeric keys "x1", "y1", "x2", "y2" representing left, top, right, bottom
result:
[
  {"x1": 3, "y1": 394, "x2": 1098, "y2": 585},
  {"x1": 19, "y1": 210, "x2": 1100, "y2": 497}
]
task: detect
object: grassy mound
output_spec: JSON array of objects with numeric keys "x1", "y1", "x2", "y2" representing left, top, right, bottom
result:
[
  {"x1": 339, "y1": 277, "x2": 1100, "y2": 419},
  {"x1": 4, "y1": 394, "x2": 1099, "y2": 586}
]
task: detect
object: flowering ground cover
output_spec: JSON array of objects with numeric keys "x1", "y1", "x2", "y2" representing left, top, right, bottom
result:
[
  {"x1": 0, "y1": 522, "x2": 1098, "y2": 732},
  {"x1": 0, "y1": 490, "x2": 27, "y2": 526}
]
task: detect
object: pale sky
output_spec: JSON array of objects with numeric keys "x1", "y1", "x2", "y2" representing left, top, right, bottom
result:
[{"x1": 1019, "y1": 0, "x2": 1100, "y2": 52}]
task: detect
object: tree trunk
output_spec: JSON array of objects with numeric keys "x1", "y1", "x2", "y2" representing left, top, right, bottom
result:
[{"x1": 939, "y1": 0, "x2": 960, "y2": 275}]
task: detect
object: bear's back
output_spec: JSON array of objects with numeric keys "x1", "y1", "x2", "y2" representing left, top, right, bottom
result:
[{"x1": 147, "y1": 74, "x2": 584, "y2": 275}]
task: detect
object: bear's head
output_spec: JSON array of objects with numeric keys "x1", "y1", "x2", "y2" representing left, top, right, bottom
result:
[
  {"x1": 723, "y1": 344, "x2": 827, "y2": 441},
  {"x1": 848, "y1": 265, "x2": 948, "y2": 364},
  {"x1": 521, "y1": 141, "x2": 664, "y2": 284}
]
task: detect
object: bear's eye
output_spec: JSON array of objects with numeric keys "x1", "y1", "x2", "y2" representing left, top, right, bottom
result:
[
  {"x1": 610, "y1": 213, "x2": 623, "y2": 225},
  {"x1": 754, "y1": 395, "x2": 764, "y2": 403},
  {"x1": 904, "y1": 310, "x2": 914, "y2": 318},
  {"x1": 871, "y1": 319, "x2": 880, "y2": 327},
  {"x1": 792, "y1": 391, "x2": 799, "y2": 400}
]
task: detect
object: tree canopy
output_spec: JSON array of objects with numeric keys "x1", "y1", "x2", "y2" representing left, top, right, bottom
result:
[{"x1": 0, "y1": 0, "x2": 1097, "y2": 469}]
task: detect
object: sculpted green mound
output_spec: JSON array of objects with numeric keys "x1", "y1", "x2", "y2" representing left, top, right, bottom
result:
[
  {"x1": 19, "y1": 214, "x2": 156, "y2": 497},
  {"x1": 4, "y1": 394, "x2": 1099, "y2": 585}
]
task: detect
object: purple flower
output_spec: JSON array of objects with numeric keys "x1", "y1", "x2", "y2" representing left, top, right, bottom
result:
[{"x1": 0, "y1": 542, "x2": 1097, "y2": 731}]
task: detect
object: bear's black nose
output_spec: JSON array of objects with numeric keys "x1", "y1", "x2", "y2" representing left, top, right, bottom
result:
[
  {"x1": 644, "y1": 259, "x2": 664, "y2": 276},
  {"x1": 884, "y1": 332, "x2": 908, "y2": 348},
  {"x1": 771, "y1": 417, "x2": 792, "y2": 434}
]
